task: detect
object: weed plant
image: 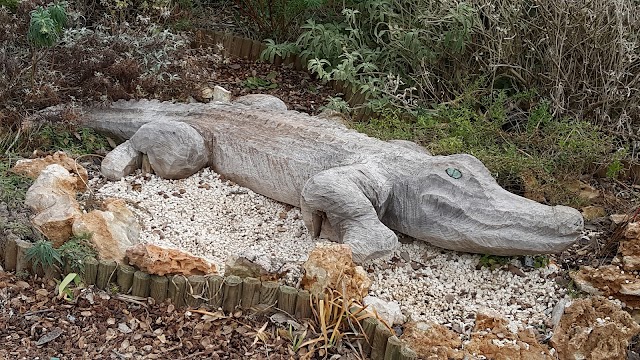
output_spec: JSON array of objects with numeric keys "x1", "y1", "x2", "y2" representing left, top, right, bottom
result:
[
  {"x1": 58, "y1": 233, "x2": 96, "y2": 273},
  {"x1": 25, "y1": 240, "x2": 63, "y2": 273}
]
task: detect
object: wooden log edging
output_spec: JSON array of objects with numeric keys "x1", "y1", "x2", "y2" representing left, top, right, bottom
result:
[{"x1": 4, "y1": 253, "x2": 416, "y2": 358}]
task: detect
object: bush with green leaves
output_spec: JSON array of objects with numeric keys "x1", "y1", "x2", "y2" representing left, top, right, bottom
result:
[
  {"x1": 28, "y1": 3, "x2": 67, "y2": 47},
  {"x1": 264, "y1": 0, "x2": 640, "y2": 131}
]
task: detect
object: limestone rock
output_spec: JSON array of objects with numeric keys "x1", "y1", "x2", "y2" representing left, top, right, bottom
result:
[
  {"x1": 550, "y1": 296, "x2": 640, "y2": 360},
  {"x1": 400, "y1": 321, "x2": 464, "y2": 360},
  {"x1": 126, "y1": 243, "x2": 217, "y2": 276},
  {"x1": 466, "y1": 309, "x2": 553, "y2": 359},
  {"x1": 611, "y1": 214, "x2": 630, "y2": 225},
  {"x1": 101, "y1": 140, "x2": 142, "y2": 180},
  {"x1": 363, "y1": 296, "x2": 404, "y2": 325},
  {"x1": 73, "y1": 198, "x2": 140, "y2": 262},
  {"x1": 212, "y1": 86, "x2": 232, "y2": 103},
  {"x1": 571, "y1": 265, "x2": 640, "y2": 308},
  {"x1": 12, "y1": 151, "x2": 88, "y2": 191},
  {"x1": 622, "y1": 222, "x2": 640, "y2": 271},
  {"x1": 25, "y1": 164, "x2": 81, "y2": 247},
  {"x1": 233, "y1": 94, "x2": 287, "y2": 111},
  {"x1": 301, "y1": 243, "x2": 371, "y2": 301},
  {"x1": 129, "y1": 120, "x2": 208, "y2": 179}
]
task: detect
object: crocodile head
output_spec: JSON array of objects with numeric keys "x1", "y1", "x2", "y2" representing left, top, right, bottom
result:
[{"x1": 392, "y1": 154, "x2": 583, "y2": 255}]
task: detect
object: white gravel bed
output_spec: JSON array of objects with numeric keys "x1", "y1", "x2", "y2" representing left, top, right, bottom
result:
[{"x1": 90, "y1": 167, "x2": 565, "y2": 329}]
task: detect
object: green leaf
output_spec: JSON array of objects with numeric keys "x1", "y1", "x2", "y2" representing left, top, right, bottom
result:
[{"x1": 58, "y1": 273, "x2": 79, "y2": 298}]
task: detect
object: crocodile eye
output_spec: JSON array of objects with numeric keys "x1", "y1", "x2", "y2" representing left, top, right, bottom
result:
[{"x1": 446, "y1": 168, "x2": 462, "y2": 179}]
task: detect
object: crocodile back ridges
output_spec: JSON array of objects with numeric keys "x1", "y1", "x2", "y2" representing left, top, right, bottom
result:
[{"x1": 82, "y1": 99, "x2": 425, "y2": 205}]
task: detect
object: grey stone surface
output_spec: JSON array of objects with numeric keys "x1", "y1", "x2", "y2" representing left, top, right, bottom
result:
[
  {"x1": 84, "y1": 98, "x2": 584, "y2": 262},
  {"x1": 233, "y1": 94, "x2": 287, "y2": 111},
  {"x1": 129, "y1": 120, "x2": 209, "y2": 179},
  {"x1": 388, "y1": 139, "x2": 431, "y2": 155},
  {"x1": 101, "y1": 140, "x2": 142, "y2": 180}
]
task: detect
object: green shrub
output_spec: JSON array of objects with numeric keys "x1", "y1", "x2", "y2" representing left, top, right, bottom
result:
[
  {"x1": 265, "y1": 0, "x2": 640, "y2": 129},
  {"x1": 28, "y1": 3, "x2": 67, "y2": 48},
  {"x1": 25, "y1": 240, "x2": 63, "y2": 273},
  {"x1": 58, "y1": 233, "x2": 96, "y2": 273}
]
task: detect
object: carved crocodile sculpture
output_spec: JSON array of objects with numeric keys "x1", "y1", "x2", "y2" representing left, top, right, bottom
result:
[{"x1": 82, "y1": 96, "x2": 584, "y2": 262}]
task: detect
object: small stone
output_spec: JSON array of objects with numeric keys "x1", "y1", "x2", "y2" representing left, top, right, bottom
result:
[
  {"x1": 212, "y1": 86, "x2": 231, "y2": 102},
  {"x1": 581, "y1": 206, "x2": 607, "y2": 221},
  {"x1": 400, "y1": 251, "x2": 411, "y2": 262},
  {"x1": 363, "y1": 296, "x2": 405, "y2": 325},
  {"x1": 101, "y1": 140, "x2": 142, "y2": 181},
  {"x1": 126, "y1": 244, "x2": 217, "y2": 276}
]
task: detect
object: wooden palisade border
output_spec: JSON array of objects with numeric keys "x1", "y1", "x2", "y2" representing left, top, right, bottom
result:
[{"x1": 0, "y1": 245, "x2": 417, "y2": 359}]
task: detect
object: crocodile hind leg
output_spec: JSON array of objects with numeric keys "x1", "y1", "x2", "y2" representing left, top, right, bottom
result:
[{"x1": 300, "y1": 164, "x2": 397, "y2": 262}]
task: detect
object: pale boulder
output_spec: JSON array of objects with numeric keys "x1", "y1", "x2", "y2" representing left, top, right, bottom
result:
[
  {"x1": 301, "y1": 243, "x2": 371, "y2": 301},
  {"x1": 126, "y1": 243, "x2": 217, "y2": 276},
  {"x1": 129, "y1": 120, "x2": 208, "y2": 179},
  {"x1": 550, "y1": 296, "x2": 640, "y2": 360},
  {"x1": 101, "y1": 140, "x2": 142, "y2": 180},
  {"x1": 12, "y1": 151, "x2": 88, "y2": 190},
  {"x1": 25, "y1": 164, "x2": 81, "y2": 247},
  {"x1": 363, "y1": 296, "x2": 404, "y2": 325},
  {"x1": 72, "y1": 198, "x2": 140, "y2": 262}
]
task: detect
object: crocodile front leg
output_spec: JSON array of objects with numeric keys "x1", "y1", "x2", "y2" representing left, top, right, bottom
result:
[{"x1": 300, "y1": 164, "x2": 397, "y2": 262}]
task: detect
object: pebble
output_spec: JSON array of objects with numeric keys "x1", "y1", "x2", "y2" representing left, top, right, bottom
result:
[{"x1": 91, "y1": 167, "x2": 565, "y2": 329}]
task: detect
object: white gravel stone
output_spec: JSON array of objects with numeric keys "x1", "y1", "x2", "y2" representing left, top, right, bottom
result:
[{"x1": 90, "y1": 167, "x2": 565, "y2": 330}]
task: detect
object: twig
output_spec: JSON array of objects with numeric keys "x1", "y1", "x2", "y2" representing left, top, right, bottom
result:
[{"x1": 24, "y1": 309, "x2": 56, "y2": 317}]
